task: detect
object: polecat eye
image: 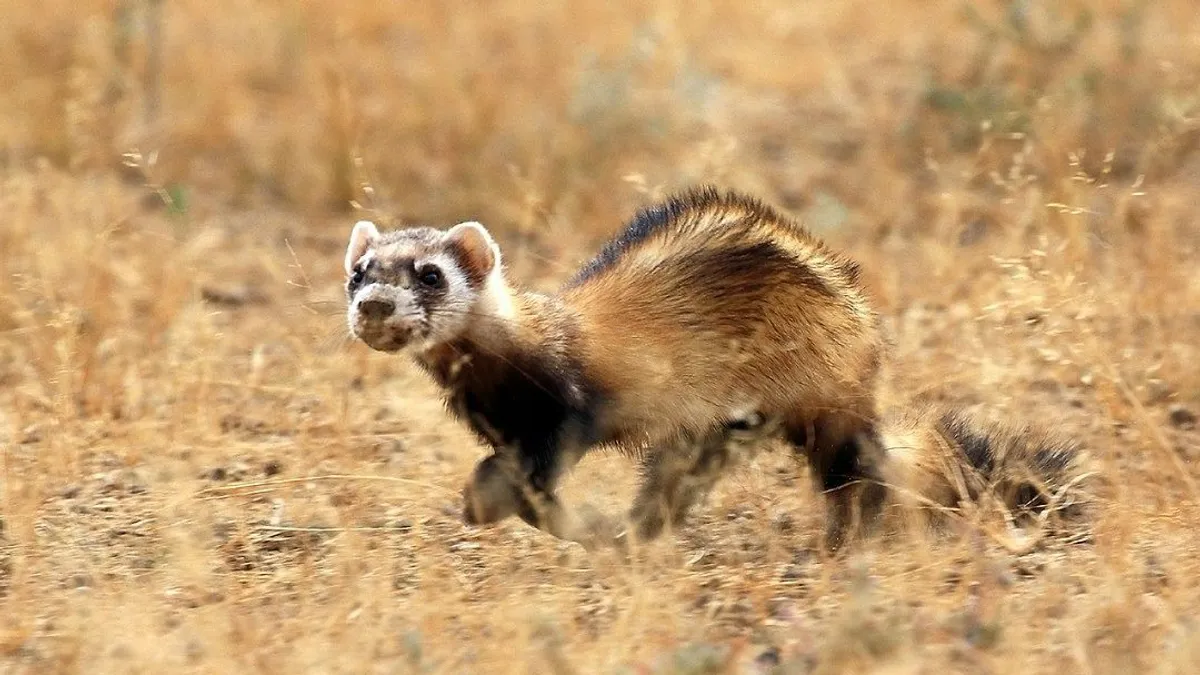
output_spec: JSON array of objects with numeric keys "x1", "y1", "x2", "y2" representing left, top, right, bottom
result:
[
  {"x1": 349, "y1": 267, "x2": 366, "y2": 287},
  {"x1": 417, "y1": 265, "x2": 444, "y2": 288}
]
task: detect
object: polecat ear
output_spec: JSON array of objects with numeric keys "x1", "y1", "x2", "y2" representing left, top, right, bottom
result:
[
  {"x1": 445, "y1": 221, "x2": 499, "y2": 282},
  {"x1": 345, "y1": 220, "x2": 380, "y2": 275}
]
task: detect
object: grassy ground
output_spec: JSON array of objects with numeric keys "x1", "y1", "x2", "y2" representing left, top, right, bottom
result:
[{"x1": 3, "y1": 1, "x2": 1200, "y2": 672}]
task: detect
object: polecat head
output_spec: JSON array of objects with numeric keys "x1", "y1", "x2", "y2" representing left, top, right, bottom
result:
[{"x1": 343, "y1": 219, "x2": 512, "y2": 353}]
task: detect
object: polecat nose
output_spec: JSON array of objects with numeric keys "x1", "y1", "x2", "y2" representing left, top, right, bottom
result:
[{"x1": 358, "y1": 298, "x2": 395, "y2": 319}]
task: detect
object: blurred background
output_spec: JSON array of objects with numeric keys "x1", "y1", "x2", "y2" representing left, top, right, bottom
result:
[
  {"x1": 2, "y1": 1, "x2": 1200, "y2": 672},
  {"x1": 7, "y1": 2, "x2": 1197, "y2": 241}
]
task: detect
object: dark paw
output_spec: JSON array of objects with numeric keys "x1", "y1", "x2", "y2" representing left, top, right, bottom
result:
[
  {"x1": 628, "y1": 505, "x2": 667, "y2": 543},
  {"x1": 461, "y1": 457, "x2": 523, "y2": 525},
  {"x1": 462, "y1": 485, "x2": 514, "y2": 526}
]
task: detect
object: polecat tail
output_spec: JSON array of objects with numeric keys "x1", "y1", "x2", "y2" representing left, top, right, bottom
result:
[{"x1": 879, "y1": 402, "x2": 1094, "y2": 529}]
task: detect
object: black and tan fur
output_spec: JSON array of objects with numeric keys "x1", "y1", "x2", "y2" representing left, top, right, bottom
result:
[
  {"x1": 342, "y1": 187, "x2": 1088, "y2": 550},
  {"x1": 876, "y1": 401, "x2": 1092, "y2": 536}
]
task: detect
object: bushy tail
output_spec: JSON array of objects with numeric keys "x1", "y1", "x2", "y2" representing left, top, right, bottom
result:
[{"x1": 877, "y1": 401, "x2": 1094, "y2": 533}]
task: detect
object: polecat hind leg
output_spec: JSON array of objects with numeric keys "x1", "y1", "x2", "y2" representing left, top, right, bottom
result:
[
  {"x1": 786, "y1": 413, "x2": 888, "y2": 553},
  {"x1": 626, "y1": 413, "x2": 782, "y2": 544}
]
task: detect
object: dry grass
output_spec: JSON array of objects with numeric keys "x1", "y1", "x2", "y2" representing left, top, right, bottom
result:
[{"x1": 2, "y1": 1, "x2": 1200, "y2": 673}]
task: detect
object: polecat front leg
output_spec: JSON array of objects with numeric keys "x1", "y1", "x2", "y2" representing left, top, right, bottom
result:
[{"x1": 459, "y1": 429, "x2": 617, "y2": 550}]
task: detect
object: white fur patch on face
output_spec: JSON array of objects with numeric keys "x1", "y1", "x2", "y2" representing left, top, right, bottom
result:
[
  {"x1": 426, "y1": 252, "x2": 469, "y2": 294},
  {"x1": 406, "y1": 246, "x2": 516, "y2": 352},
  {"x1": 475, "y1": 262, "x2": 515, "y2": 322},
  {"x1": 404, "y1": 251, "x2": 472, "y2": 347}
]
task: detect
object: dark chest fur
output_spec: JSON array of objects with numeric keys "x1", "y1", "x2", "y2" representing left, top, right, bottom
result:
[{"x1": 417, "y1": 342, "x2": 600, "y2": 471}]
